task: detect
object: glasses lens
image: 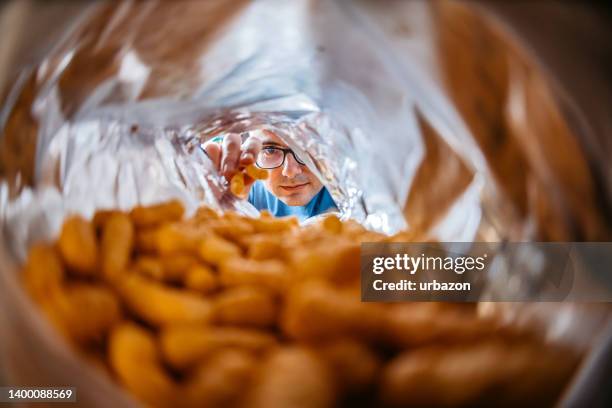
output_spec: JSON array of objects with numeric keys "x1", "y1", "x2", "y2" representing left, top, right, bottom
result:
[
  {"x1": 256, "y1": 147, "x2": 284, "y2": 169},
  {"x1": 291, "y1": 151, "x2": 306, "y2": 165}
]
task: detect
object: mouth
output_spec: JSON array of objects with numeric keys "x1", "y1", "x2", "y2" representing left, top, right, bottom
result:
[{"x1": 280, "y1": 182, "x2": 309, "y2": 192}]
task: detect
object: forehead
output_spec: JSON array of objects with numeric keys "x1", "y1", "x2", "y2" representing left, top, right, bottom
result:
[{"x1": 259, "y1": 130, "x2": 288, "y2": 147}]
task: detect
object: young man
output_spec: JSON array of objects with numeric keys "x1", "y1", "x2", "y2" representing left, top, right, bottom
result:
[{"x1": 202, "y1": 130, "x2": 336, "y2": 220}]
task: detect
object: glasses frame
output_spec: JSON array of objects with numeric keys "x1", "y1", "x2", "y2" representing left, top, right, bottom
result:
[{"x1": 255, "y1": 146, "x2": 306, "y2": 169}]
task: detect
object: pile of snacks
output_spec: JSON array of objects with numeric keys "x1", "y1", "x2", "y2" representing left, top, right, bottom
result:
[{"x1": 22, "y1": 200, "x2": 578, "y2": 407}]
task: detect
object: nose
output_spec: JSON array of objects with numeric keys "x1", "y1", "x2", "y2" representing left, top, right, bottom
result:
[{"x1": 282, "y1": 152, "x2": 302, "y2": 178}]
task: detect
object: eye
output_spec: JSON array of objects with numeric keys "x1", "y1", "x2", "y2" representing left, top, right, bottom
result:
[{"x1": 262, "y1": 147, "x2": 278, "y2": 156}]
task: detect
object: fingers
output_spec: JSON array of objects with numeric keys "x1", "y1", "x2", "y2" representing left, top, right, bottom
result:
[
  {"x1": 221, "y1": 133, "x2": 242, "y2": 180},
  {"x1": 205, "y1": 134, "x2": 263, "y2": 193},
  {"x1": 202, "y1": 142, "x2": 221, "y2": 170},
  {"x1": 239, "y1": 136, "x2": 262, "y2": 167}
]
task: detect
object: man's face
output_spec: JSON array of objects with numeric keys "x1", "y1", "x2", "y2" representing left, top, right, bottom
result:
[{"x1": 258, "y1": 131, "x2": 323, "y2": 206}]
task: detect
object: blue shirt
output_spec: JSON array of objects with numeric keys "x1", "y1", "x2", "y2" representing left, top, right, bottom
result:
[{"x1": 248, "y1": 181, "x2": 337, "y2": 221}]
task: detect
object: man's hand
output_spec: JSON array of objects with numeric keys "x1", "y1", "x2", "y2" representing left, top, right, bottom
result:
[{"x1": 202, "y1": 133, "x2": 263, "y2": 193}]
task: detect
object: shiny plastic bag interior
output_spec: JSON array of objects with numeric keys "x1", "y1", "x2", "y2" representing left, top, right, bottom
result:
[
  {"x1": 1, "y1": 0, "x2": 611, "y2": 241},
  {"x1": 0, "y1": 0, "x2": 611, "y2": 404}
]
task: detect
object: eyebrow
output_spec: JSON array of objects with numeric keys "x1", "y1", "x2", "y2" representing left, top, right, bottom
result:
[{"x1": 262, "y1": 141, "x2": 285, "y2": 147}]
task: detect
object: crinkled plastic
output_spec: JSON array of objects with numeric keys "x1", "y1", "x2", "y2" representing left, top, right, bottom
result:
[{"x1": 0, "y1": 0, "x2": 611, "y2": 406}]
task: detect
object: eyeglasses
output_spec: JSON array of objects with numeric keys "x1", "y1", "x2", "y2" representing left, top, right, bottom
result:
[{"x1": 256, "y1": 146, "x2": 306, "y2": 169}]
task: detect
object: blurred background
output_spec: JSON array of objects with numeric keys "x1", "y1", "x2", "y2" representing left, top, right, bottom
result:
[
  {"x1": 2, "y1": 0, "x2": 611, "y2": 131},
  {"x1": 1, "y1": 0, "x2": 611, "y2": 147}
]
